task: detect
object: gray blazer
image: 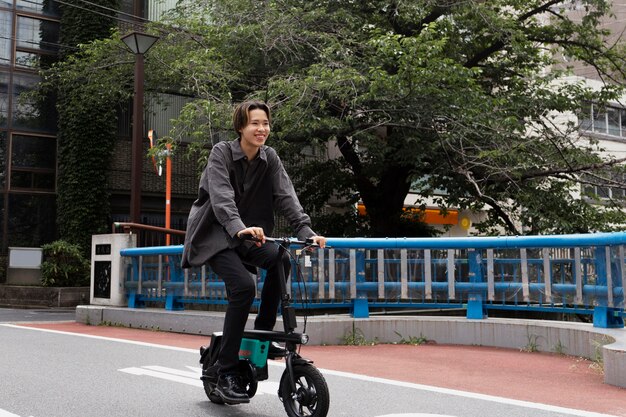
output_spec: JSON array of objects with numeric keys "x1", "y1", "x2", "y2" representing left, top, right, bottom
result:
[{"x1": 181, "y1": 139, "x2": 315, "y2": 268}]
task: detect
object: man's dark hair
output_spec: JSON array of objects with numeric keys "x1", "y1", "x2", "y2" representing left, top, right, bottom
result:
[{"x1": 233, "y1": 100, "x2": 271, "y2": 137}]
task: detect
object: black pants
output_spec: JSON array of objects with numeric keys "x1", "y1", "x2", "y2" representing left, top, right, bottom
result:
[{"x1": 208, "y1": 242, "x2": 291, "y2": 374}]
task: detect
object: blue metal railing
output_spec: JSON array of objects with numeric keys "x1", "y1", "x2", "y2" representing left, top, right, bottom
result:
[{"x1": 120, "y1": 232, "x2": 626, "y2": 328}]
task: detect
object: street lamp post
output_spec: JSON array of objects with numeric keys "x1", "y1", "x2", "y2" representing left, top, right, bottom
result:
[{"x1": 121, "y1": 31, "x2": 159, "y2": 224}]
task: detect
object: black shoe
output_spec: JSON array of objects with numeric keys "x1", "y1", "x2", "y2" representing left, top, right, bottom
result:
[
  {"x1": 267, "y1": 342, "x2": 287, "y2": 359},
  {"x1": 215, "y1": 374, "x2": 250, "y2": 404}
]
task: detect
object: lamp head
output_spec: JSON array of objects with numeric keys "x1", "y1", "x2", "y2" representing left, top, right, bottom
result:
[{"x1": 121, "y1": 31, "x2": 159, "y2": 55}]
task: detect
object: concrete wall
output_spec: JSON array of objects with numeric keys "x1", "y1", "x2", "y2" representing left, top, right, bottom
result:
[{"x1": 0, "y1": 285, "x2": 89, "y2": 308}]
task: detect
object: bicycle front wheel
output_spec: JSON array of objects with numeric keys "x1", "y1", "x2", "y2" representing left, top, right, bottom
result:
[{"x1": 279, "y1": 364, "x2": 329, "y2": 417}]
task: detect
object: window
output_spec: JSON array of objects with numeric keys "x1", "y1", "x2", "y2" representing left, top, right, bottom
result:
[
  {"x1": 147, "y1": 0, "x2": 179, "y2": 21},
  {"x1": 581, "y1": 103, "x2": 626, "y2": 138},
  {"x1": 582, "y1": 172, "x2": 626, "y2": 202},
  {"x1": 15, "y1": 51, "x2": 41, "y2": 69},
  {"x1": 10, "y1": 134, "x2": 56, "y2": 191},
  {"x1": 592, "y1": 106, "x2": 607, "y2": 133},
  {"x1": 15, "y1": 15, "x2": 60, "y2": 70},
  {"x1": 0, "y1": 71, "x2": 7, "y2": 127},
  {"x1": 16, "y1": 0, "x2": 61, "y2": 17},
  {"x1": 145, "y1": 93, "x2": 195, "y2": 143},
  {"x1": 16, "y1": 15, "x2": 60, "y2": 52},
  {"x1": 0, "y1": 10, "x2": 11, "y2": 67},
  {"x1": 12, "y1": 73, "x2": 56, "y2": 132},
  {"x1": 7, "y1": 193, "x2": 56, "y2": 247},
  {"x1": 0, "y1": 130, "x2": 6, "y2": 189}
]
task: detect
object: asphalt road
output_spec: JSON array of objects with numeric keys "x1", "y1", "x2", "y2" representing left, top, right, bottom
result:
[
  {"x1": 0, "y1": 307, "x2": 621, "y2": 417},
  {"x1": 0, "y1": 307, "x2": 76, "y2": 323}
]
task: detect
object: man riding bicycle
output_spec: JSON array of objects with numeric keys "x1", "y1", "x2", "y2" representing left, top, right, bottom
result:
[{"x1": 182, "y1": 100, "x2": 326, "y2": 404}]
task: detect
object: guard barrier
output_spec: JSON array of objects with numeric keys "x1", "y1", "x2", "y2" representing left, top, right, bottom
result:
[{"x1": 118, "y1": 232, "x2": 625, "y2": 328}]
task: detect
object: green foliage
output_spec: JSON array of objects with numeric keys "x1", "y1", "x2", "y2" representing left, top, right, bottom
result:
[
  {"x1": 40, "y1": 240, "x2": 90, "y2": 287},
  {"x1": 342, "y1": 325, "x2": 378, "y2": 346},
  {"x1": 521, "y1": 332, "x2": 542, "y2": 353},
  {"x1": 58, "y1": 0, "x2": 120, "y2": 59},
  {"x1": 394, "y1": 331, "x2": 429, "y2": 345},
  {"x1": 553, "y1": 339, "x2": 567, "y2": 355},
  {"x1": 46, "y1": 0, "x2": 626, "y2": 237},
  {"x1": 43, "y1": 1, "x2": 126, "y2": 254},
  {"x1": 156, "y1": 0, "x2": 626, "y2": 236}
]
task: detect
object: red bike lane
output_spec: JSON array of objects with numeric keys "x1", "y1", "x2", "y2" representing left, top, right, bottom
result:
[{"x1": 19, "y1": 321, "x2": 626, "y2": 417}]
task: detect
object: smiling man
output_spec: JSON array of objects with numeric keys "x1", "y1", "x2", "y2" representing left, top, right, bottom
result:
[{"x1": 182, "y1": 100, "x2": 325, "y2": 404}]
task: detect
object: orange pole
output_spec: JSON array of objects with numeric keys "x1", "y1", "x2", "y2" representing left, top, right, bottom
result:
[{"x1": 165, "y1": 143, "x2": 172, "y2": 245}]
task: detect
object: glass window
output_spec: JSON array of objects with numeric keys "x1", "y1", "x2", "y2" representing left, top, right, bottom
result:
[
  {"x1": 7, "y1": 194, "x2": 57, "y2": 247},
  {"x1": 16, "y1": 16, "x2": 60, "y2": 53},
  {"x1": 0, "y1": 71, "x2": 7, "y2": 128},
  {"x1": 607, "y1": 107, "x2": 620, "y2": 137},
  {"x1": 15, "y1": 51, "x2": 40, "y2": 69},
  {"x1": 596, "y1": 185, "x2": 610, "y2": 199},
  {"x1": 10, "y1": 134, "x2": 56, "y2": 191},
  {"x1": 16, "y1": 0, "x2": 61, "y2": 17},
  {"x1": 10, "y1": 170, "x2": 55, "y2": 190},
  {"x1": 12, "y1": 73, "x2": 57, "y2": 132},
  {"x1": 578, "y1": 103, "x2": 592, "y2": 131},
  {"x1": 621, "y1": 109, "x2": 626, "y2": 138},
  {"x1": 11, "y1": 134, "x2": 56, "y2": 169},
  {"x1": 148, "y1": 0, "x2": 178, "y2": 21},
  {"x1": 611, "y1": 173, "x2": 625, "y2": 200},
  {"x1": 592, "y1": 105, "x2": 607, "y2": 134},
  {"x1": 0, "y1": 130, "x2": 6, "y2": 189},
  {"x1": 0, "y1": 11, "x2": 11, "y2": 67}
]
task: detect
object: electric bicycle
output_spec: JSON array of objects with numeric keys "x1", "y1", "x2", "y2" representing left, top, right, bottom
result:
[{"x1": 199, "y1": 236, "x2": 330, "y2": 417}]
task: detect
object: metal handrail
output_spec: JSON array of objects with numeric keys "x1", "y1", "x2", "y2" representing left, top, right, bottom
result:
[
  {"x1": 119, "y1": 232, "x2": 626, "y2": 328},
  {"x1": 112, "y1": 222, "x2": 186, "y2": 236}
]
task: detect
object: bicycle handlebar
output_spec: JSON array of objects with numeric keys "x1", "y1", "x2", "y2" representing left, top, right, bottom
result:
[{"x1": 240, "y1": 234, "x2": 320, "y2": 248}]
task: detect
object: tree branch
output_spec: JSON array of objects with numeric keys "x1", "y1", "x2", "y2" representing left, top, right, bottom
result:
[
  {"x1": 464, "y1": 0, "x2": 567, "y2": 68},
  {"x1": 457, "y1": 168, "x2": 522, "y2": 235}
]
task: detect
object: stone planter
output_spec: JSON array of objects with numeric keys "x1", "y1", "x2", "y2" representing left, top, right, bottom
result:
[{"x1": 0, "y1": 285, "x2": 90, "y2": 308}]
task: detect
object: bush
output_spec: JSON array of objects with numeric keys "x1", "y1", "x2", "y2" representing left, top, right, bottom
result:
[{"x1": 40, "y1": 240, "x2": 90, "y2": 287}]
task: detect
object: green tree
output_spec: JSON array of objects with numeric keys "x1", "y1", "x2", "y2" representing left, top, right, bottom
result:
[
  {"x1": 54, "y1": 0, "x2": 121, "y2": 254},
  {"x1": 40, "y1": 240, "x2": 90, "y2": 287},
  {"x1": 44, "y1": 0, "x2": 626, "y2": 237}
]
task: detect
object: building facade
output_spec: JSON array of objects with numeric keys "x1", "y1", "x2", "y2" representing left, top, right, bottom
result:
[
  {"x1": 0, "y1": 0, "x2": 197, "y2": 280},
  {"x1": 1, "y1": 0, "x2": 61, "y2": 257}
]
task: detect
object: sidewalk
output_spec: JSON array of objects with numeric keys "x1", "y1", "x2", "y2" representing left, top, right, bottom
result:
[
  {"x1": 76, "y1": 305, "x2": 626, "y2": 390},
  {"x1": 19, "y1": 320, "x2": 626, "y2": 416}
]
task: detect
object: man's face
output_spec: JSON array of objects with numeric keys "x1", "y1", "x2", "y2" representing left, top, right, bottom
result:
[{"x1": 239, "y1": 109, "x2": 270, "y2": 150}]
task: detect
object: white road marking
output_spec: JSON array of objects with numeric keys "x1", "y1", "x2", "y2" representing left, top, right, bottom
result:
[
  {"x1": 377, "y1": 415, "x2": 457, "y2": 417},
  {"x1": 0, "y1": 409, "x2": 33, "y2": 417},
  {"x1": 118, "y1": 365, "x2": 279, "y2": 396}
]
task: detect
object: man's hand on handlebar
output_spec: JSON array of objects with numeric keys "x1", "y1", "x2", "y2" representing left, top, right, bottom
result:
[
  {"x1": 237, "y1": 228, "x2": 326, "y2": 249},
  {"x1": 237, "y1": 227, "x2": 266, "y2": 246},
  {"x1": 310, "y1": 235, "x2": 326, "y2": 249}
]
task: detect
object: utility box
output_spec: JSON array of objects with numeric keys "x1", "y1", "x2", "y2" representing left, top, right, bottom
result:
[
  {"x1": 7, "y1": 247, "x2": 43, "y2": 285},
  {"x1": 90, "y1": 233, "x2": 136, "y2": 306}
]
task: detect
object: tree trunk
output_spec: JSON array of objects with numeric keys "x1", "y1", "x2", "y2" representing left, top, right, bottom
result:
[{"x1": 358, "y1": 165, "x2": 412, "y2": 237}]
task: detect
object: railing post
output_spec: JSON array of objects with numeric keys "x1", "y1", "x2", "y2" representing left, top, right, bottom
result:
[
  {"x1": 466, "y1": 249, "x2": 487, "y2": 319},
  {"x1": 351, "y1": 249, "x2": 369, "y2": 318},
  {"x1": 593, "y1": 246, "x2": 624, "y2": 328},
  {"x1": 165, "y1": 258, "x2": 184, "y2": 311},
  {"x1": 127, "y1": 256, "x2": 144, "y2": 308}
]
